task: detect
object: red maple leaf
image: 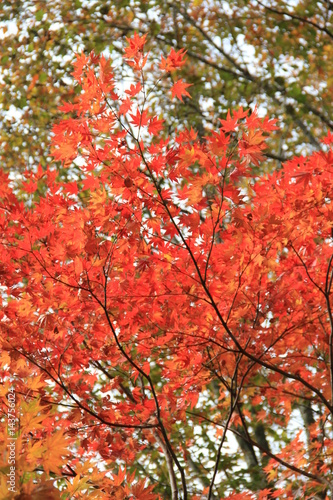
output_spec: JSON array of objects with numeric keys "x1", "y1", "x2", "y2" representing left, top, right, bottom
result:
[
  {"x1": 160, "y1": 48, "x2": 187, "y2": 72},
  {"x1": 119, "y1": 97, "x2": 133, "y2": 116},
  {"x1": 219, "y1": 110, "x2": 238, "y2": 132},
  {"x1": 129, "y1": 109, "x2": 149, "y2": 127},
  {"x1": 148, "y1": 116, "x2": 164, "y2": 135},
  {"x1": 171, "y1": 79, "x2": 192, "y2": 102},
  {"x1": 125, "y1": 82, "x2": 142, "y2": 97},
  {"x1": 124, "y1": 33, "x2": 147, "y2": 59}
]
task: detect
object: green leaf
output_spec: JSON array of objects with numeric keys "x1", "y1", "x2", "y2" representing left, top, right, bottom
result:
[
  {"x1": 36, "y1": 10, "x2": 44, "y2": 21},
  {"x1": 16, "y1": 97, "x2": 27, "y2": 109},
  {"x1": 39, "y1": 72, "x2": 48, "y2": 83},
  {"x1": 288, "y1": 82, "x2": 306, "y2": 103},
  {"x1": 74, "y1": 84, "x2": 82, "y2": 95}
]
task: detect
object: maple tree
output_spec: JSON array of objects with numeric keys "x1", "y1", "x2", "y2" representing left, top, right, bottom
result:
[
  {"x1": 1, "y1": 33, "x2": 333, "y2": 500},
  {"x1": 1, "y1": 0, "x2": 333, "y2": 173}
]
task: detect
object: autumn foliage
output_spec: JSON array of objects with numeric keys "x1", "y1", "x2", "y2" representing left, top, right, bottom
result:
[{"x1": 1, "y1": 34, "x2": 333, "y2": 499}]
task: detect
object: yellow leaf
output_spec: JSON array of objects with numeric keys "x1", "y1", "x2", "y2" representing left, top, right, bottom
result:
[
  {"x1": 66, "y1": 474, "x2": 90, "y2": 495},
  {"x1": 0, "y1": 351, "x2": 10, "y2": 369},
  {"x1": 42, "y1": 431, "x2": 70, "y2": 474},
  {"x1": 20, "y1": 400, "x2": 45, "y2": 433},
  {"x1": 26, "y1": 374, "x2": 45, "y2": 392},
  {"x1": 26, "y1": 440, "x2": 44, "y2": 463}
]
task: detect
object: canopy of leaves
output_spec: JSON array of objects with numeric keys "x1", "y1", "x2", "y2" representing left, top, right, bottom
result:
[
  {"x1": 1, "y1": 0, "x2": 333, "y2": 174},
  {"x1": 1, "y1": 36, "x2": 333, "y2": 499}
]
